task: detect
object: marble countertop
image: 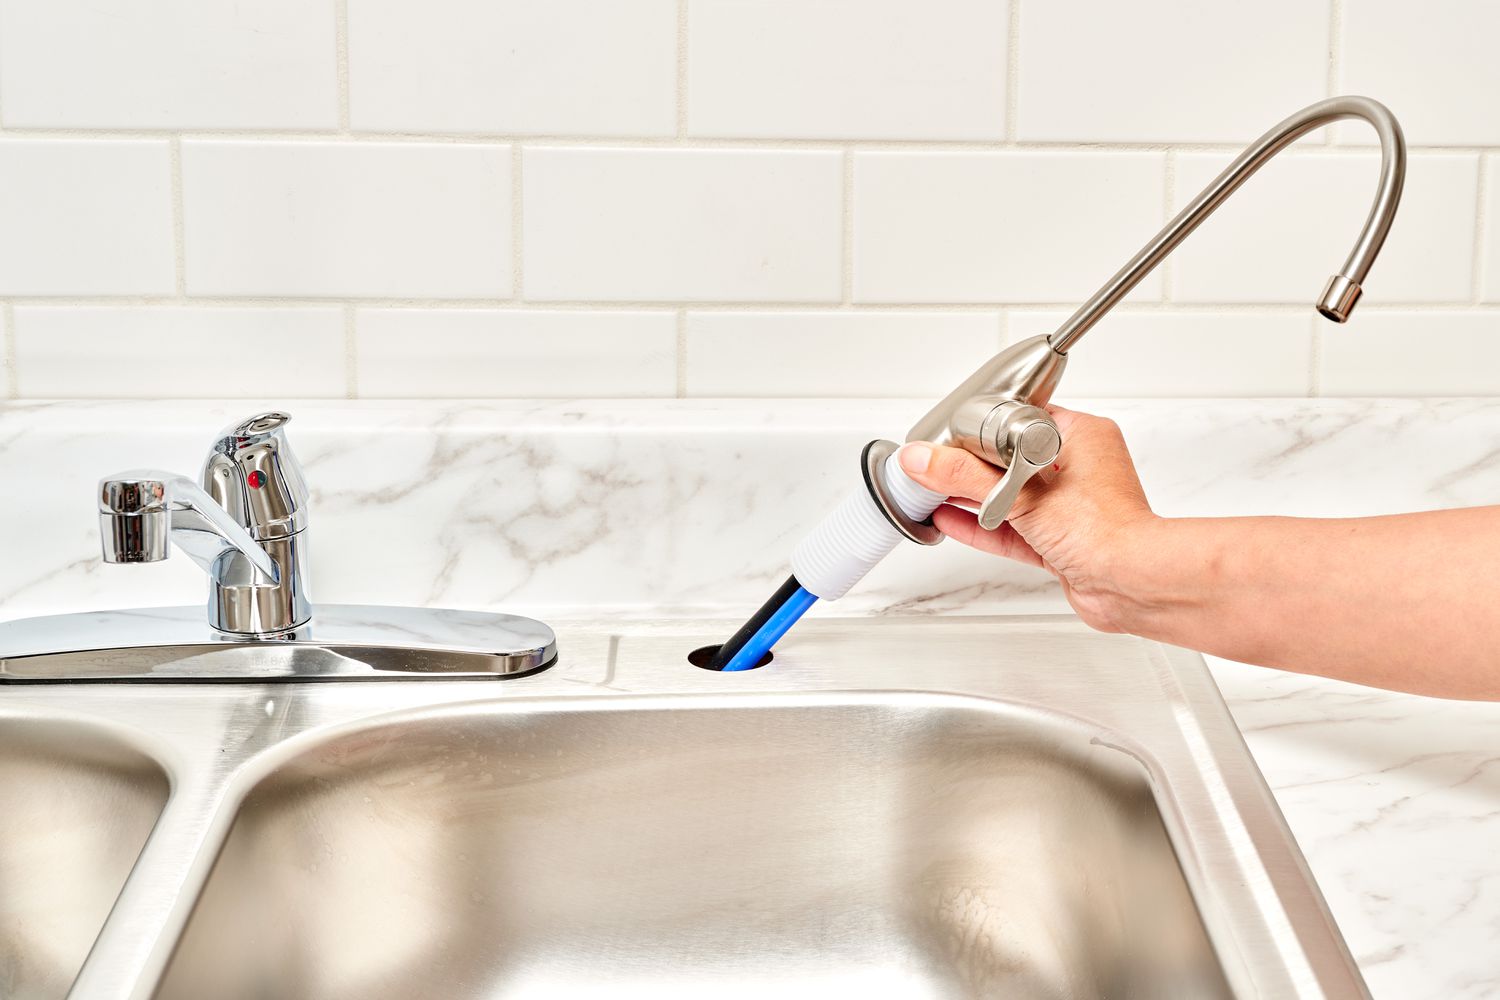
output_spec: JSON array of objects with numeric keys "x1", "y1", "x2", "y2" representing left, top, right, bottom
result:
[
  {"x1": 1209, "y1": 657, "x2": 1498, "y2": 998},
  {"x1": 2, "y1": 397, "x2": 1497, "y2": 998}
]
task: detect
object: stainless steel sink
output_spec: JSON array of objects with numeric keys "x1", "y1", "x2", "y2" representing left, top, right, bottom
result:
[
  {"x1": 0, "y1": 719, "x2": 168, "y2": 999},
  {"x1": 156, "y1": 700, "x2": 1227, "y2": 999},
  {"x1": 0, "y1": 616, "x2": 1370, "y2": 999}
]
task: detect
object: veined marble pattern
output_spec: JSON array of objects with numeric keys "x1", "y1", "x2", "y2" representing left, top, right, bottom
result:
[
  {"x1": 1, "y1": 396, "x2": 1498, "y2": 997},
  {"x1": 1209, "y1": 658, "x2": 1500, "y2": 1000}
]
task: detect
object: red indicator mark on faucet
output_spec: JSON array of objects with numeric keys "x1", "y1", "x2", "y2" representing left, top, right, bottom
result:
[{"x1": 246, "y1": 470, "x2": 266, "y2": 489}]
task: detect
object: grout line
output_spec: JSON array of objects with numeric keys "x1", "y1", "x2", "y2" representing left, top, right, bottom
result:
[
  {"x1": 512, "y1": 145, "x2": 525, "y2": 300},
  {"x1": 1161, "y1": 150, "x2": 1177, "y2": 301},
  {"x1": 1308, "y1": 313, "x2": 1323, "y2": 397},
  {"x1": 343, "y1": 304, "x2": 358, "y2": 398},
  {"x1": 169, "y1": 137, "x2": 186, "y2": 297},
  {"x1": 0, "y1": 125, "x2": 1489, "y2": 156},
  {"x1": 675, "y1": 309, "x2": 688, "y2": 397},
  {"x1": 840, "y1": 150, "x2": 854, "y2": 306},
  {"x1": 335, "y1": 0, "x2": 351, "y2": 133},
  {"x1": 1004, "y1": 0, "x2": 1021, "y2": 141},
  {"x1": 1473, "y1": 153, "x2": 1491, "y2": 304},
  {"x1": 1327, "y1": 2, "x2": 1344, "y2": 94},
  {"x1": 675, "y1": 0, "x2": 690, "y2": 139},
  {"x1": 0, "y1": 2, "x2": 6, "y2": 132},
  {"x1": 2, "y1": 302, "x2": 16, "y2": 398},
  {"x1": 1325, "y1": 0, "x2": 1343, "y2": 144},
  {"x1": 0, "y1": 296, "x2": 1491, "y2": 313}
]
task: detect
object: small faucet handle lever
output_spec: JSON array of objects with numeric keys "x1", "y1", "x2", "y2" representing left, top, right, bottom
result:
[
  {"x1": 976, "y1": 405, "x2": 1061, "y2": 531},
  {"x1": 202, "y1": 411, "x2": 309, "y2": 541}
]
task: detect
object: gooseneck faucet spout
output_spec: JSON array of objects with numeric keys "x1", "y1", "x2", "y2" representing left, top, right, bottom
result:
[{"x1": 1048, "y1": 95, "x2": 1406, "y2": 354}]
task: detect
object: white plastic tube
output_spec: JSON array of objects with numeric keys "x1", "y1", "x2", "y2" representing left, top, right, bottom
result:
[{"x1": 791, "y1": 452, "x2": 946, "y2": 600}]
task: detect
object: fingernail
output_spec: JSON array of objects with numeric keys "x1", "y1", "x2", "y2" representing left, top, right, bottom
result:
[{"x1": 898, "y1": 443, "x2": 932, "y2": 474}]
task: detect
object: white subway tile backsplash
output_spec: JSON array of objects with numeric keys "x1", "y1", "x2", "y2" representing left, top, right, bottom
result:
[
  {"x1": 684, "y1": 311, "x2": 1000, "y2": 397},
  {"x1": 349, "y1": 0, "x2": 676, "y2": 136},
  {"x1": 1172, "y1": 153, "x2": 1479, "y2": 305},
  {"x1": 687, "y1": 0, "x2": 1007, "y2": 140},
  {"x1": 0, "y1": 309, "x2": 10, "y2": 394},
  {"x1": 13, "y1": 306, "x2": 346, "y2": 397},
  {"x1": 0, "y1": 0, "x2": 336, "y2": 129},
  {"x1": 0, "y1": 2, "x2": 1491, "y2": 405},
  {"x1": 1481, "y1": 157, "x2": 1500, "y2": 304},
  {"x1": 1010, "y1": 310, "x2": 1314, "y2": 398},
  {"x1": 1342, "y1": 0, "x2": 1500, "y2": 146},
  {"x1": 182, "y1": 141, "x2": 511, "y2": 298},
  {"x1": 1320, "y1": 313, "x2": 1500, "y2": 396},
  {"x1": 523, "y1": 148, "x2": 842, "y2": 302},
  {"x1": 1015, "y1": 0, "x2": 1327, "y2": 143},
  {"x1": 0, "y1": 140, "x2": 174, "y2": 296},
  {"x1": 853, "y1": 151, "x2": 1165, "y2": 304},
  {"x1": 355, "y1": 310, "x2": 677, "y2": 397}
]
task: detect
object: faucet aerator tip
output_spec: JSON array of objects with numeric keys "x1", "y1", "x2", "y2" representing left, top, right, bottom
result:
[
  {"x1": 1318, "y1": 274, "x2": 1362, "y2": 323},
  {"x1": 99, "y1": 509, "x2": 170, "y2": 564}
]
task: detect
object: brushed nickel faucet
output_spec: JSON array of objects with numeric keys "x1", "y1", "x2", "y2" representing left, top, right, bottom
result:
[
  {"x1": 99, "y1": 412, "x2": 312, "y2": 635},
  {"x1": 870, "y1": 95, "x2": 1407, "y2": 540}
]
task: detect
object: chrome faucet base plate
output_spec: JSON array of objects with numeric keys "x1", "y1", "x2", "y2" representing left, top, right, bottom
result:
[{"x1": 0, "y1": 604, "x2": 557, "y2": 682}]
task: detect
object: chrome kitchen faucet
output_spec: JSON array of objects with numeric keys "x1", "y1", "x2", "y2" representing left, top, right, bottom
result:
[
  {"x1": 100, "y1": 412, "x2": 312, "y2": 634},
  {"x1": 4, "y1": 408, "x2": 562, "y2": 681}
]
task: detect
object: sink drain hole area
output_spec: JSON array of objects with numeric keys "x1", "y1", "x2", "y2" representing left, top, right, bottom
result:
[{"x1": 688, "y1": 644, "x2": 772, "y2": 671}]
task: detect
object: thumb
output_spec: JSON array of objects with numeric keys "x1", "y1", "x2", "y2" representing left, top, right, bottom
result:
[{"x1": 897, "y1": 442, "x2": 1002, "y2": 504}]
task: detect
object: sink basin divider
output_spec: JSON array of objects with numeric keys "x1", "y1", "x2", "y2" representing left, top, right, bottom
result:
[{"x1": 68, "y1": 768, "x2": 236, "y2": 1000}]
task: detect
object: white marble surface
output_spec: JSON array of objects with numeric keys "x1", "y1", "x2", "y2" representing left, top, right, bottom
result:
[{"x1": 1, "y1": 397, "x2": 1497, "y2": 998}]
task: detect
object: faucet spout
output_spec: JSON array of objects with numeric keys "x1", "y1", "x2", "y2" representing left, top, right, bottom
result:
[
  {"x1": 1047, "y1": 95, "x2": 1406, "y2": 354},
  {"x1": 100, "y1": 473, "x2": 280, "y2": 587}
]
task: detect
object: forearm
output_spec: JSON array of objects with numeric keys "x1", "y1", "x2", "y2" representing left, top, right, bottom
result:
[{"x1": 1109, "y1": 509, "x2": 1500, "y2": 699}]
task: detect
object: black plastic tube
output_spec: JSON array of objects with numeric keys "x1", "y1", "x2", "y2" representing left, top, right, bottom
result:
[{"x1": 711, "y1": 575, "x2": 803, "y2": 670}]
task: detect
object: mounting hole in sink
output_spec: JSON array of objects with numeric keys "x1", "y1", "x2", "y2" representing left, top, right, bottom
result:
[{"x1": 688, "y1": 644, "x2": 772, "y2": 671}]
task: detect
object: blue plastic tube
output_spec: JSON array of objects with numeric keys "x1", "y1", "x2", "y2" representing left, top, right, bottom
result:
[{"x1": 720, "y1": 585, "x2": 818, "y2": 672}]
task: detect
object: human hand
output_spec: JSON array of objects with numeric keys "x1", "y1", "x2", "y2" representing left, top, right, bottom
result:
[{"x1": 897, "y1": 406, "x2": 1159, "y2": 631}]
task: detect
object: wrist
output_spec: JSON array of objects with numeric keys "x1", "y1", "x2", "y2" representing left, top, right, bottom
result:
[{"x1": 1089, "y1": 514, "x2": 1204, "y2": 639}]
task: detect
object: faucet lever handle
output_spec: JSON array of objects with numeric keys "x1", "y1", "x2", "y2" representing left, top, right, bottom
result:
[
  {"x1": 975, "y1": 406, "x2": 1061, "y2": 531},
  {"x1": 202, "y1": 411, "x2": 309, "y2": 541}
]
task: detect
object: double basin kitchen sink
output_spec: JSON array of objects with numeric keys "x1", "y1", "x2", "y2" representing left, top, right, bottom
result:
[{"x1": 0, "y1": 614, "x2": 1369, "y2": 999}]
